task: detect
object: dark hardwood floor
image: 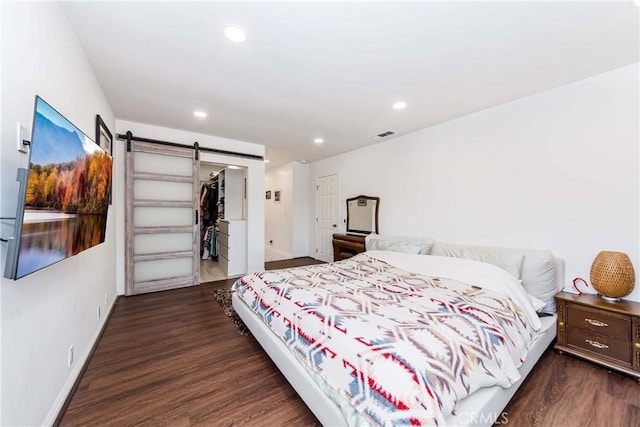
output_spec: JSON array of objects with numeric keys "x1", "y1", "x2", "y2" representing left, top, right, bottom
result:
[
  {"x1": 500, "y1": 349, "x2": 640, "y2": 426},
  {"x1": 59, "y1": 256, "x2": 639, "y2": 426}
]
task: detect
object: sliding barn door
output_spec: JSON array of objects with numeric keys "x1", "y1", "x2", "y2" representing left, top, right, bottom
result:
[{"x1": 125, "y1": 141, "x2": 199, "y2": 295}]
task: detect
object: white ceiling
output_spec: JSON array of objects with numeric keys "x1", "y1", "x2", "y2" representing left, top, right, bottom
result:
[{"x1": 62, "y1": 1, "x2": 639, "y2": 169}]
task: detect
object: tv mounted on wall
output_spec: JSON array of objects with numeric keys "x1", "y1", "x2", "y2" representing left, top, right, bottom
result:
[{"x1": 3, "y1": 96, "x2": 112, "y2": 280}]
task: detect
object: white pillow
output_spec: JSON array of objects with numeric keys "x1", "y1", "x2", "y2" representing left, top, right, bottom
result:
[
  {"x1": 520, "y1": 250, "x2": 557, "y2": 313},
  {"x1": 367, "y1": 238, "x2": 422, "y2": 254},
  {"x1": 526, "y1": 290, "x2": 546, "y2": 312},
  {"x1": 432, "y1": 242, "x2": 558, "y2": 313},
  {"x1": 365, "y1": 234, "x2": 434, "y2": 255},
  {"x1": 432, "y1": 243, "x2": 524, "y2": 279}
]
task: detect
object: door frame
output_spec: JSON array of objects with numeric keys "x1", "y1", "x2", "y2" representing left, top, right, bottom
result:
[{"x1": 199, "y1": 151, "x2": 265, "y2": 276}]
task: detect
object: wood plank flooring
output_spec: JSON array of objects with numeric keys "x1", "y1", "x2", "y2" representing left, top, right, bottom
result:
[
  {"x1": 501, "y1": 348, "x2": 640, "y2": 426},
  {"x1": 59, "y1": 257, "x2": 639, "y2": 426},
  {"x1": 199, "y1": 259, "x2": 227, "y2": 283}
]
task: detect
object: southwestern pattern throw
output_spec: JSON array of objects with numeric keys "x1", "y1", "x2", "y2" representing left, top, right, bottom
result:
[{"x1": 233, "y1": 254, "x2": 536, "y2": 426}]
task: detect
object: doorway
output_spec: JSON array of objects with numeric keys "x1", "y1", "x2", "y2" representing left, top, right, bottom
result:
[
  {"x1": 315, "y1": 173, "x2": 338, "y2": 262},
  {"x1": 199, "y1": 161, "x2": 247, "y2": 283}
]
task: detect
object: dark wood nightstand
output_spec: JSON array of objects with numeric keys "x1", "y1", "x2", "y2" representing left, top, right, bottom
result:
[
  {"x1": 555, "y1": 291, "x2": 640, "y2": 383},
  {"x1": 332, "y1": 233, "x2": 366, "y2": 262}
]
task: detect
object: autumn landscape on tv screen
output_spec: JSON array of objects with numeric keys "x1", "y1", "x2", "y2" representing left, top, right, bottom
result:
[{"x1": 15, "y1": 97, "x2": 112, "y2": 278}]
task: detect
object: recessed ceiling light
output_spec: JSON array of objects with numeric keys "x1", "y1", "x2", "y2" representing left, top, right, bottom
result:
[
  {"x1": 227, "y1": 165, "x2": 241, "y2": 170},
  {"x1": 313, "y1": 138, "x2": 324, "y2": 144},
  {"x1": 193, "y1": 111, "x2": 207, "y2": 118},
  {"x1": 224, "y1": 25, "x2": 247, "y2": 43},
  {"x1": 392, "y1": 101, "x2": 407, "y2": 110},
  {"x1": 264, "y1": 159, "x2": 270, "y2": 163}
]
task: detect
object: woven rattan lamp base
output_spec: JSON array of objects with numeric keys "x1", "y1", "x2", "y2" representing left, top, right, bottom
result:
[{"x1": 590, "y1": 251, "x2": 635, "y2": 301}]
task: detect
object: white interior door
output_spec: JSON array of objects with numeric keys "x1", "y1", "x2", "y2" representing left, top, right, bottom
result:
[
  {"x1": 125, "y1": 141, "x2": 199, "y2": 295},
  {"x1": 315, "y1": 174, "x2": 338, "y2": 262}
]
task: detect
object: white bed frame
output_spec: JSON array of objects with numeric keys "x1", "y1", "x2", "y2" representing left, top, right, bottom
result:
[{"x1": 233, "y1": 257, "x2": 565, "y2": 427}]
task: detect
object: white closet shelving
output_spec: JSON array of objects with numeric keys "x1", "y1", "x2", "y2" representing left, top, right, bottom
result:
[
  {"x1": 218, "y1": 219, "x2": 247, "y2": 276},
  {"x1": 217, "y1": 168, "x2": 243, "y2": 220}
]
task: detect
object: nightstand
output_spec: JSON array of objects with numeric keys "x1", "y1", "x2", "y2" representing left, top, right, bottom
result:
[
  {"x1": 555, "y1": 291, "x2": 640, "y2": 383},
  {"x1": 331, "y1": 233, "x2": 366, "y2": 262}
]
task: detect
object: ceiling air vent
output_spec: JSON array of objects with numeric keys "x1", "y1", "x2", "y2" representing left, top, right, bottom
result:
[{"x1": 372, "y1": 130, "x2": 396, "y2": 140}]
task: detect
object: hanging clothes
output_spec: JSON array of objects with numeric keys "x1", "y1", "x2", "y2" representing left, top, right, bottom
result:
[
  {"x1": 208, "y1": 181, "x2": 219, "y2": 223},
  {"x1": 209, "y1": 227, "x2": 217, "y2": 259},
  {"x1": 200, "y1": 185, "x2": 208, "y2": 217},
  {"x1": 200, "y1": 179, "x2": 220, "y2": 259},
  {"x1": 201, "y1": 225, "x2": 218, "y2": 260}
]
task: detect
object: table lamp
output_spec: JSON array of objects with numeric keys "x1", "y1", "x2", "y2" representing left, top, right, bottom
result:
[{"x1": 590, "y1": 251, "x2": 635, "y2": 301}]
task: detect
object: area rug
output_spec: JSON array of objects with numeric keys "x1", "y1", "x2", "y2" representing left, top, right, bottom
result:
[{"x1": 211, "y1": 289, "x2": 252, "y2": 336}]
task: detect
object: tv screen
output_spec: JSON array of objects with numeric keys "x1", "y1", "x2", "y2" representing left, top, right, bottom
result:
[{"x1": 4, "y1": 96, "x2": 112, "y2": 279}]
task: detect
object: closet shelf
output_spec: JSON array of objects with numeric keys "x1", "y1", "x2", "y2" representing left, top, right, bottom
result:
[{"x1": 133, "y1": 171, "x2": 193, "y2": 183}]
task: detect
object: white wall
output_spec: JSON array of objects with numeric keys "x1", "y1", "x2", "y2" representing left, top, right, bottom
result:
[
  {"x1": 114, "y1": 120, "x2": 265, "y2": 294},
  {"x1": 0, "y1": 2, "x2": 116, "y2": 425},
  {"x1": 310, "y1": 63, "x2": 640, "y2": 301},
  {"x1": 265, "y1": 163, "x2": 294, "y2": 258},
  {"x1": 265, "y1": 162, "x2": 310, "y2": 260},
  {"x1": 291, "y1": 162, "x2": 310, "y2": 257}
]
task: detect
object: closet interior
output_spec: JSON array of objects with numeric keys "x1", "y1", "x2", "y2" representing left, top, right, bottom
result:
[{"x1": 199, "y1": 162, "x2": 247, "y2": 283}]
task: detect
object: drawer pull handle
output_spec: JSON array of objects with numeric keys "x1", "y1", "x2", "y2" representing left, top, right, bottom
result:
[
  {"x1": 585, "y1": 318, "x2": 608, "y2": 327},
  {"x1": 585, "y1": 339, "x2": 609, "y2": 349}
]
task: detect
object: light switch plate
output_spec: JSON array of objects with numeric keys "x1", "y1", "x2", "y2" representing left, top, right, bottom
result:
[{"x1": 17, "y1": 123, "x2": 29, "y2": 153}]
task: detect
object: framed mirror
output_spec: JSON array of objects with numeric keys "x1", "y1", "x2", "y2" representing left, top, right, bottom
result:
[{"x1": 346, "y1": 195, "x2": 379, "y2": 235}]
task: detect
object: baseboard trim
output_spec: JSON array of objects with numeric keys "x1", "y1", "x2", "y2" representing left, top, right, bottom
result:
[{"x1": 48, "y1": 295, "x2": 120, "y2": 426}]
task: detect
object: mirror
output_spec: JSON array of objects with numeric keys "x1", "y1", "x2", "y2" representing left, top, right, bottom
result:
[{"x1": 346, "y1": 195, "x2": 379, "y2": 235}]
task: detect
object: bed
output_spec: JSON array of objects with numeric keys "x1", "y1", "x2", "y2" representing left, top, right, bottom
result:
[{"x1": 232, "y1": 238, "x2": 564, "y2": 426}]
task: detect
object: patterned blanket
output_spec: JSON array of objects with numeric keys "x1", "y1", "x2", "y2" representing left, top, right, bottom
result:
[{"x1": 233, "y1": 254, "x2": 536, "y2": 426}]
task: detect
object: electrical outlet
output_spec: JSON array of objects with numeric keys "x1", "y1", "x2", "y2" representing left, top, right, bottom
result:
[
  {"x1": 68, "y1": 345, "x2": 74, "y2": 367},
  {"x1": 16, "y1": 122, "x2": 29, "y2": 153},
  {"x1": 97, "y1": 305, "x2": 101, "y2": 320}
]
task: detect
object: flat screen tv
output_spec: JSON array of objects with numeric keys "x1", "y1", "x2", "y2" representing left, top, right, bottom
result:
[{"x1": 4, "y1": 96, "x2": 112, "y2": 280}]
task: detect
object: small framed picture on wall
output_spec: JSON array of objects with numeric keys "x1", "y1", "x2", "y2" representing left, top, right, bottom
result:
[
  {"x1": 274, "y1": 190, "x2": 281, "y2": 202},
  {"x1": 266, "y1": 191, "x2": 271, "y2": 200},
  {"x1": 95, "y1": 114, "x2": 113, "y2": 156},
  {"x1": 95, "y1": 114, "x2": 113, "y2": 205}
]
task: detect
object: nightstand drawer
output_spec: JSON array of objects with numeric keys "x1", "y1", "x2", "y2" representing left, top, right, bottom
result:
[
  {"x1": 567, "y1": 327, "x2": 630, "y2": 364},
  {"x1": 567, "y1": 305, "x2": 630, "y2": 339}
]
